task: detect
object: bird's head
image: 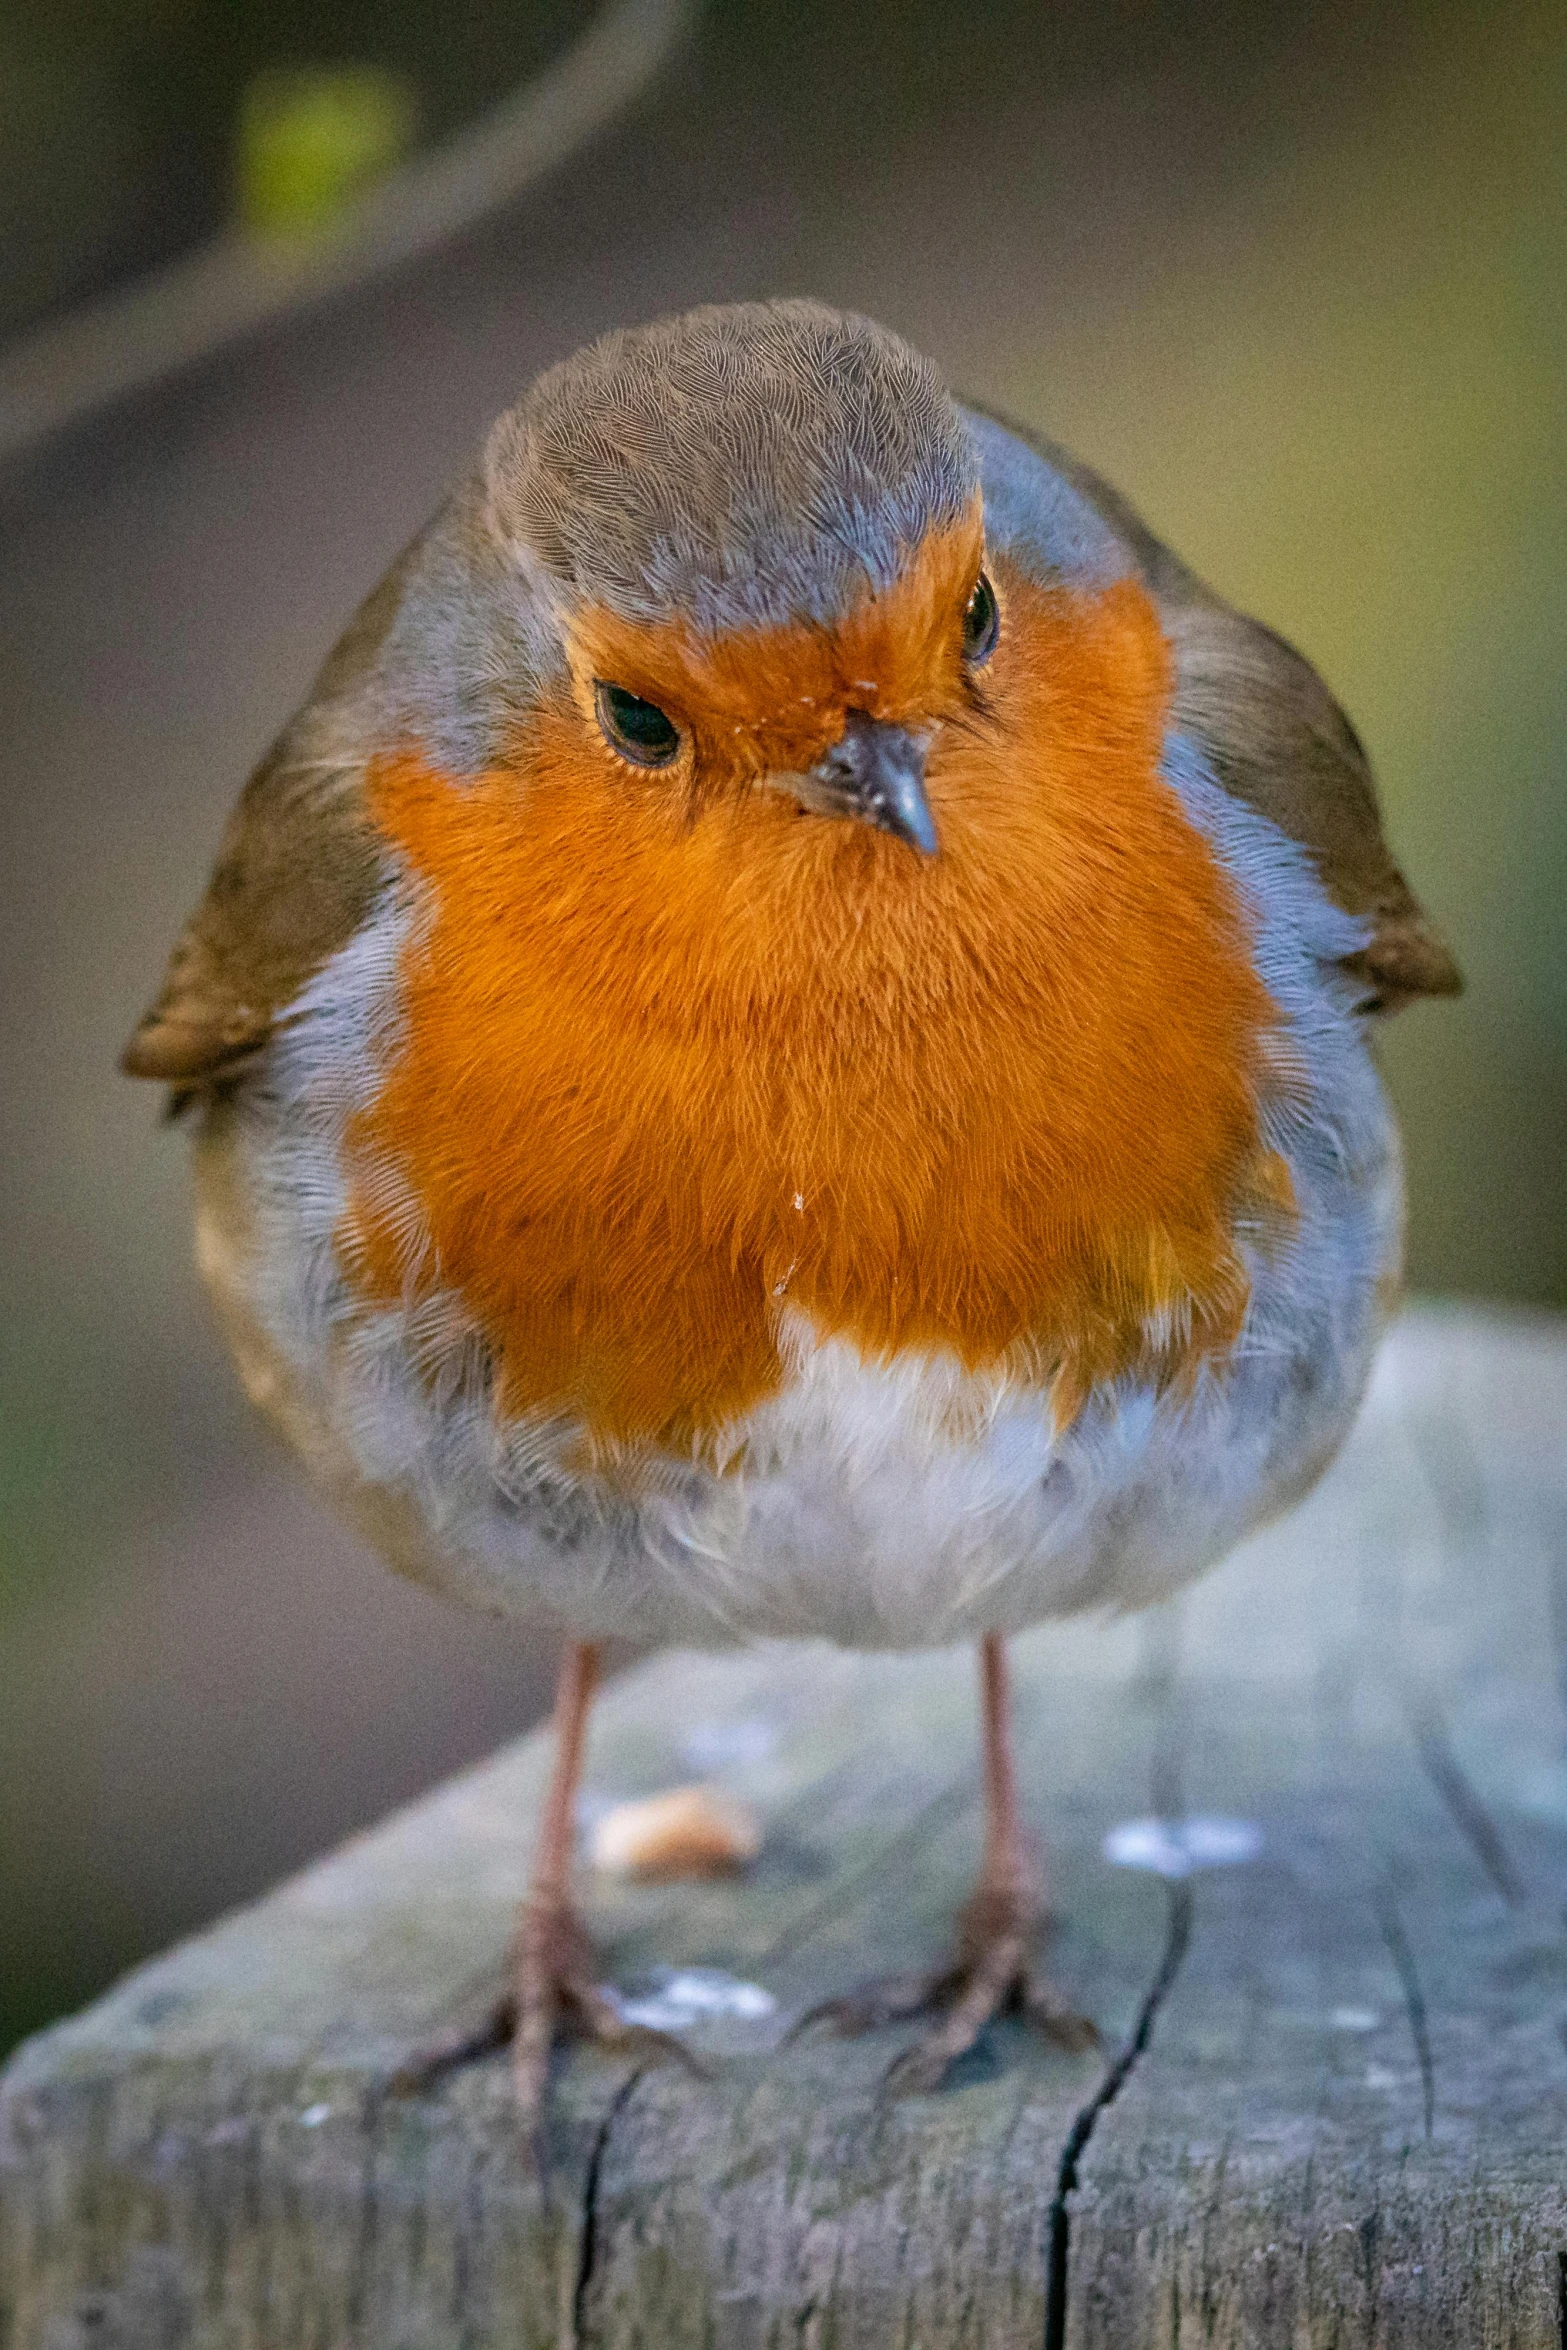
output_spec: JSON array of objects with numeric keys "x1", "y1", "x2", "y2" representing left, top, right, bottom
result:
[{"x1": 474, "y1": 298, "x2": 996, "y2": 861}]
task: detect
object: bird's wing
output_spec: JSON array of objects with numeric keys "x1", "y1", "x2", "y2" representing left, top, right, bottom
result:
[
  {"x1": 121, "y1": 532, "x2": 425, "y2": 1088},
  {"x1": 969, "y1": 406, "x2": 1461, "y2": 1013}
]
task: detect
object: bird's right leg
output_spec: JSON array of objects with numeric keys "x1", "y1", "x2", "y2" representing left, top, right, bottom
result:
[
  {"x1": 393, "y1": 1640, "x2": 691, "y2": 2138},
  {"x1": 791, "y1": 1634, "x2": 1097, "y2": 2092}
]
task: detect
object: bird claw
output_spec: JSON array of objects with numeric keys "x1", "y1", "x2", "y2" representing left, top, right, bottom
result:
[
  {"x1": 1021, "y1": 1976, "x2": 1101, "y2": 2055},
  {"x1": 387, "y1": 1997, "x2": 519, "y2": 2095},
  {"x1": 785, "y1": 1971, "x2": 942, "y2": 2044},
  {"x1": 790, "y1": 1882, "x2": 1098, "y2": 2094},
  {"x1": 388, "y1": 1895, "x2": 704, "y2": 2148}
]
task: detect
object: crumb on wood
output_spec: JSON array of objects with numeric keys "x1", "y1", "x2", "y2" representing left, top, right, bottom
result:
[{"x1": 590, "y1": 1784, "x2": 763, "y2": 1880}]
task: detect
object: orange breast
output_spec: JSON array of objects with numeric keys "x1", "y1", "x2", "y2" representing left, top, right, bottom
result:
[{"x1": 341, "y1": 563, "x2": 1284, "y2": 1461}]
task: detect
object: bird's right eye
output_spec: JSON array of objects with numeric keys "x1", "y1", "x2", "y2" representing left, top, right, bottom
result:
[
  {"x1": 961, "y1": 571, "x2": 1000, "y2": 665},
  {"x1": 595, "y1": 681, "x2": 681, "y2": 768}
]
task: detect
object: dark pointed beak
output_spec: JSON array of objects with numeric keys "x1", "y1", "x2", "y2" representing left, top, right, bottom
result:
[{"x1": 805, "y1": 710, "x2": 939, "y2": 857}]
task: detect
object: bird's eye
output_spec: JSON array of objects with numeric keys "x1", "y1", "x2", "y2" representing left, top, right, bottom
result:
[
  {"x1": 595, "y1": 681, "x2": 681, "y2": 768},
  {"x1": 961, "y1": 571, "x2": 999, "y2": 665}
]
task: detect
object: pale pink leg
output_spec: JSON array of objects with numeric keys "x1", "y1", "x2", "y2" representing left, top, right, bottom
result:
[
  {"x1": 802, "y1": 1635, "x2": 1098, "y2": 2094},
  {"x1": 395, "y1": 1640, "x2": 693, "y2": 2140}
]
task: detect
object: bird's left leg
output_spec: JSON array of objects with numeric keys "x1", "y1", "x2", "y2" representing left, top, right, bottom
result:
[
  {"x1": 799, "y1": 1634, "x2": 1098, "y2": 2092},
  {"x1": 393, "y1": 1641, "x2": 692, "y2": 2139}
]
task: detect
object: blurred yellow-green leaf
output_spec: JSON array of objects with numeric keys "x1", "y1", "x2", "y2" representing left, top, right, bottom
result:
[{"x1": 234, "y1": 64, "x2": 418, "y2": 235}]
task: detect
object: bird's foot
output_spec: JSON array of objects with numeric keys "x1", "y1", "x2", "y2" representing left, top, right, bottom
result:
[
  {"x1": 794, "y1": 1877, "x2": 1098, "y2": 2095},
  {"x1": 390, "y1": 1893, "x2": 700, "y2": 2142}
]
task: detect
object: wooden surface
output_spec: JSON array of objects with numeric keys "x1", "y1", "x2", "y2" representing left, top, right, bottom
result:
[{"x1": 4, "y1": 1303, "x2": 1567, "y2": 2348}]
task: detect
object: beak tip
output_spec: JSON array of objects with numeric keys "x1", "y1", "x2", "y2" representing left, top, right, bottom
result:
[
  {"x1": 886, "y1": 783, "x2": 939, "y2": 860},
  {"x1": 804, "y1": 711, "x2": 940, "y2": 861},
  {"x1": 874, "y1": 742, "x2": 939, "y2": 861}
]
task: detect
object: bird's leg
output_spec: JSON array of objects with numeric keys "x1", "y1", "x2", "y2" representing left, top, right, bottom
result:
[
  {"x1": 797, "y1": 1634, "x2": 1097, "y2": 2093},
  {"x1": 392, "y1": 1640, "x2": 694, "y2": 2134}
]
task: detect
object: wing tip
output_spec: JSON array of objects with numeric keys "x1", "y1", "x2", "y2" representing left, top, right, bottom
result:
[
  {"x1": 1351, "y1": 913, "x2": 1464, "y2": 1016},
  {"x1": 120, "y1": 1008, "x2": 269, "y2": 1083}
]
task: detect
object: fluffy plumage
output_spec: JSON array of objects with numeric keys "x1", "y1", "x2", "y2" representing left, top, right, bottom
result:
[
  {"x1": 124, "y1": 296, "x2": 1461, "y2": 2108},
  {"x1": 121, "y1": 294, "x2": 1452, "y2": 1659},
  {"x1": 126, "y1": 297, "x2": 1458, "y2": 1646},
  {"x1": 341, "y1": 547, "x2": 1290, "y2": 1464}
]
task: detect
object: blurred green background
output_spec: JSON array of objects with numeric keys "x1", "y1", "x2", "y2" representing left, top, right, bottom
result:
[
  {"x1": 1, "y1": 0, "x2": 1562, "y2": 2060},
  {"x1": 0, "y1": 0, "x2": 590, "y2": 331}
]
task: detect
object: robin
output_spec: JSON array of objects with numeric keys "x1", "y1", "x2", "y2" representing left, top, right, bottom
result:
[{"x1": 123, "y1": 299, "x2": 1460, "y2": 2126}]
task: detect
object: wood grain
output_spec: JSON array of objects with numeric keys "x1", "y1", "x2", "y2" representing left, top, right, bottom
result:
[{"x1": 4, "y1": 1303, "x2": 1566, "y2": 2347}]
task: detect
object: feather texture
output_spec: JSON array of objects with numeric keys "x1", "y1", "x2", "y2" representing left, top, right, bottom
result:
[{"x1": 126, "y1": 298, "x2": 1439, "y2": 1650}]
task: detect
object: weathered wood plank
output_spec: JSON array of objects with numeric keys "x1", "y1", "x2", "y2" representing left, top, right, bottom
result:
[{"x1": 3, "y1": 1304, "x2": 1566, "y2": 2347}]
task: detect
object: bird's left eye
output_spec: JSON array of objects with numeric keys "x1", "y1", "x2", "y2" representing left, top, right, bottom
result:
[
  {"x1": 961, "y1": 571, "x2": 999, "y2": 665},
  {"x1": 595, "y1": 681, "x2": 681, "y2": 768}
]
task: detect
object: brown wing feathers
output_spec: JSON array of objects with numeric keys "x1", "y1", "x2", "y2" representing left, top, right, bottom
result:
[
  {"x1": 985, "y1": 413, "x2": 1460, "y2": 1014},
  {"x1": 1163, "y1": 601, "x2": 1461, "y2": 1012},
  {"x1": 120, "y1": 543, "x2": 415, "y2": 1085}
]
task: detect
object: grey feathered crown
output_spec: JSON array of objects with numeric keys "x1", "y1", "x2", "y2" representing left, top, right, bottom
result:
[{"x1": 484, "y1": 298, "x2": 977, "y2": 635}]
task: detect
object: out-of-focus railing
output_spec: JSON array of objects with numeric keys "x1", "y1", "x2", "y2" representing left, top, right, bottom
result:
[{"x1": 0, "y1": 0, "x2": 694, "y2": 466}]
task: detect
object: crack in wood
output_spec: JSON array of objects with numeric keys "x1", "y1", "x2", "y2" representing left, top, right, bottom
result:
[
  {"x1": 1405, "y1": 1690, "x2": 1526, "y2": 1905},
  {"x1": 1546, "y1": 1535, "x2": 1567, "y2": 1733},
  {"x1": 571, "y1": 2066, "x2": 645, "y2": 2348},
  {"x1": 347, "y1": 2088, "x2": 382, "y2": 2337},
  {"x1": 1377, "y1": 1892, "x2": 1435, "y2": 2142},
  {"x1": 1041, "y1": 1879, "x2": 1194, "y2": 2350}
]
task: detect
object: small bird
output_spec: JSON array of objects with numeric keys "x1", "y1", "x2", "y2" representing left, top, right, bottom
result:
[{"x1": 124, "y1": 299, "x2": 1459, "y2": 2123}]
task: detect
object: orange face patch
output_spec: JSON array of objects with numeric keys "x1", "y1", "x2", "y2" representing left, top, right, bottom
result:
[
  {"x1": 342, "y1": 538, "x2": 1284, "y2": 1462},
  {"x1": 564, "y1": 505, "x2": 986, "y2": 799}
]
